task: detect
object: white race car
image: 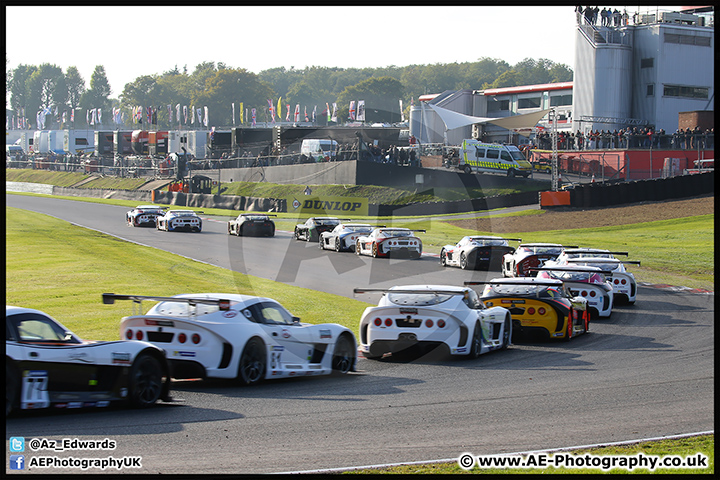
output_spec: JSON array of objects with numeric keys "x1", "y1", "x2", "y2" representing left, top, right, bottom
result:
[
  {"x1": 354, "y1": 285, "x2": 512, "y2": 359},
  {"x1": 355, "y1": 227, "x2": 425, "y2": 259},
  {"x1": 501, "y1": 243, "x2": 571, "y2": 278},
  {"x1": 156, "y1": 210, "x2": 203, "y2": 232},
  {"x1": 552, "y1": 248, "x2": 640, "y2": 305},
  {"x1": 126, "y1": 205, "x2": 166, "y2": 227},
  {"x1": 319, "y1": 223, "x2": 377, "y2": 252},
  {"x1": 535, "y1": 265, "x2": 614, "y2": 318},
  {"x1": 104, "y1": 293, "x2": 357, "y2": 385},
  {"x1": 440, "y1": 235, "x2": 521, "y2": 270},
  {"x1": 6, "y1": 305, "x2": 172, "y2": 415}
]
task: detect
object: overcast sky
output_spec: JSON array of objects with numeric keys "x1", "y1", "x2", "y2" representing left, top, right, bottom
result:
[{"x1": 6, "y1": 6, "x2": 678, "y2": 97}]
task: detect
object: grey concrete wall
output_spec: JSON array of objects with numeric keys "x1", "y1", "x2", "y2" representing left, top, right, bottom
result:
[{"x1": 217, "y1": 161, "x2": 357, "y2": 186}]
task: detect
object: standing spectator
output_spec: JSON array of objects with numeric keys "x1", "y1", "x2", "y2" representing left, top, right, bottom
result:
[
  {"x1": 600, "y1": 8, "x2": 608, "y2": 26},
  {"x1": 576, "y1": 5, "x2": 584, "y2": 24}
]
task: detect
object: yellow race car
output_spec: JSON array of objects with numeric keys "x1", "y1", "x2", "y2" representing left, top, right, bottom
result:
[{"x1": 468, "y1": 278, "x2": 590, "y2": 342}]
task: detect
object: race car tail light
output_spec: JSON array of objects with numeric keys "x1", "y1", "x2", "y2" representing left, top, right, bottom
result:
[
  {"x1": 527, "y1": 307, "x2": 535, "y2": 315},
  {"x1": 581, "y1": 290, "x2": 588, "y2": 297},
  {"x1": 384, "y1": 318, "x2": 393, "y2": 327},
  {"x1": 178, "y1": 333, "x2": 187, "y2": 344},
  {"x1": 425, "y1": 319, "x2": 434, "y2": 328},
  {"x1": 437, "y1": 319, "x2": 446, "y2": 328},
  {"x1": 589, "y1": 291, "x2": 596, "y2": 297},
  {"x1": 614, "y1": 279, "x2": 619, "y2": 285},
  {"x1": 621, "y1": 279, "x2": 627, "y2": 285},
  {"x1": 538, "y1": 307, "x2": 546, "y2": 315},
  {"x1": 135, "y1": 330, "x2": 144, "y2": 341},
  {"x1": 126, "y1": 329, "x2": 133, "y2": 340},
  {"x1": 374, "y1": 318, "x2": 382, "y2": 326},
  {"x1": 192, "y1": 333, "x2": 201, "y2": 344}
]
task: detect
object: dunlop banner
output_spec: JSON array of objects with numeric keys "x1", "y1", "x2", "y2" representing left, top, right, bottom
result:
[{"x1": 287, "y1": 196, "x2": 368, "y2": 216}]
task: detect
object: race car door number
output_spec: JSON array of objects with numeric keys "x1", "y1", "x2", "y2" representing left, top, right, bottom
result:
[{"x1": 22, "y1": 370, "x2": 50, "y2": 409}]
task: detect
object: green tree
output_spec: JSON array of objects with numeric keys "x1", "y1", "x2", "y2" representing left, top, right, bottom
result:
[
  {"x1": 9, "y1": 64, "x2": 37, "y2": 113},
  {"x1": 336, "y1": 76, "x2": 404, "y2": 123},
  {"x1": 192, "y1": 68, "x2": 275, "y2": 127},
  {"x1": 81, "y1": 65, "x2": 112, "y2": 113},
  {"x1": 64, "y1": 66, "x2": 85, "y2": 110}
]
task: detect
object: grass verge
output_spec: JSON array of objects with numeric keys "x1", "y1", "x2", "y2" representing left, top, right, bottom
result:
[
  {"x1": 347, "y1": 434, "x2": 713, "y2": 474},
  {"x1": 5, "y1": 207, "x2": 370, "y2": 340}
]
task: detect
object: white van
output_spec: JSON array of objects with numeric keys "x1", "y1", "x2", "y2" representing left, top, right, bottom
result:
[
  {"x1": 458, "y1": 140, "x2": 533, "y2": 177},
  {"x1": 301, "y1": 139, "x2": 338, "y2": 160}
]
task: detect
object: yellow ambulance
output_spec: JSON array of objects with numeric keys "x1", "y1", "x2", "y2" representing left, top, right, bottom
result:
[{"x1": 458, "y1": 140, "x2": 533, "y2": 177}]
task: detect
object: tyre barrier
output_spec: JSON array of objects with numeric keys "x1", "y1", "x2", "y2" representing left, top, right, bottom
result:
[{"x1": 554, "y1": 172, "x2": 713, "y2": 209}]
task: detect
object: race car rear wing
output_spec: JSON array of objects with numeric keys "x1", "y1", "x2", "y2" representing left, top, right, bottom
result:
[
  {"x1": 530, "y1": 266, "x2": 615, "y2": 275},
  {"x1": 566, "y1": 259, "x2": 641, "y2": 266},
  {"x1": 353, "y1": 287, "x2": 468, "y2": 296},
  {"x1": 103, "y1": 293, "x2": 231, "y2": 315},
  {"x1": 563, "y1": 249, "x2": 630, "y2": 256},
  {"x1": 464, "y1": 280, "x2": 564, "y2": 287}
]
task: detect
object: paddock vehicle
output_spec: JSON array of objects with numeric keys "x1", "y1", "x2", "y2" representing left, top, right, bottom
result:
[
  {"x1": 470, "y1": 278, "x2": 590, "y2": 342},
  {"x1": 156, "y1": 210, "x2": 203, "y2": 232},
  {"x1": 319, "y1": 223, "x2": 377, "y2": 252},
  {"x1": 294, "y1": 217, "x2": 343, "y2": 242},
  {"x1": 550, "y1": 248, "x2": 640, "y2": 304},
  {"x1": 355, "y1": 227, "x2": 425, "y2": 259},
  {"x1": 502, "y1": 243, "x2": 573, "y2": 278},
  {"x1": 534, "y1": 266, "x2": 614, "y2": 318},
  {"x1": 126, "y1": 205, "x2": 166, "y2": 227},
  {"x1": 104, "y1": 293, "x2": 357, "y2": 385},
  {"x1": 440, "y1": 236, "x2": 521, "y2": 270},
  {"x1": 458, "y1": 140, "x2": 533, "y2": 177},
  {"x1": 6, "y1": 306, "x2": 171, "y2": 415},
  {"x1": 228, "y1": 213, "x2": 276, "y2": 237},
  {"x1": 354, "y1": 285, "x2": 512, "y2": 359}
]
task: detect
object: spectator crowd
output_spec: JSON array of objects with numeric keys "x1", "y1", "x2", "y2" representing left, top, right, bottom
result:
[{"x1": 535, "y1": 126, "x2": 713, "y2": 151}]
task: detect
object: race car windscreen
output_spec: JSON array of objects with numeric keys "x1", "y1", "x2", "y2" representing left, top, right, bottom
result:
[
  {"x1": 387, "y1": 292, "x2": 454, "y2": 306},
  {"x1": 483, "y1": 284, "x2": 563, "y2": 299}
]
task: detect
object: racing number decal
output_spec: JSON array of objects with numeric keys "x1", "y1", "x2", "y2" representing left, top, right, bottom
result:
[{"x1": 22, "y1": 370, "x2": 50, "y2": 409}]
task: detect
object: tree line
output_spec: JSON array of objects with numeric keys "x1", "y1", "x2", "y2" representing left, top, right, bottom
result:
[{"x1": 6, "y1": 57, "x2": 572, "y2": 130}]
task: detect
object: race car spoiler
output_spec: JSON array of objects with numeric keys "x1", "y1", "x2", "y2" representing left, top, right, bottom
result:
[
  {"x1": 464, "y1": 280, "x2": 564, "y2": 287},
  {"x1": 103, "y1": 293, "x2": 231, "y2": 313},
  {"x1": 530, "y1": 266, "x2": 615, "y2": 275},
  {"x1": 353, "y1": 287, "x2": 468, "y2": 296},
  {"x1": 565, "y1": 259, "x2": 641, "y2": 266},
  {"x1": 564, "y1": 249, "x2": 629, "y2": 256}
]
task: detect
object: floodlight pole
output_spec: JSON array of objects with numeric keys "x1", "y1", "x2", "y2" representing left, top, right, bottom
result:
[{"x1": 551, "y1": 108, "x2": 559, "y2": 191}]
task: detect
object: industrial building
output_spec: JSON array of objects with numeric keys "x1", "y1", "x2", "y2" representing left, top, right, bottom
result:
[{"x1": 410, "y1": 6, "x2": 714, "y2": 146}]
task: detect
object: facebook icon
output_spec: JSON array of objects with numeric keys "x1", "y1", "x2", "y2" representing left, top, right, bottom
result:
[{"x1": 10, "y1": 455, "x2": 25, "y2": 470}]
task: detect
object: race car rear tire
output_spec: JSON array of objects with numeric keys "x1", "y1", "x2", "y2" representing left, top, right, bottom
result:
[
  {"x1": 129, "y1": 353, "x2": 164, "y2": 408},
  {"x1": 238, "y1": 338, "x2": 266, "y2": 386},
  {"x1": 460, "y1": 253, "x2": 468, "y2": 270},
  {"x1": 294, "y1": 229, "x2": 301, "y2": 240},
  {"x1": 564, "y1": 314, "x2": 574, "y2": 342},
  {"x1": 501, "y1": 315, "x2": 511, "y2": 350},
  {"x1": 228, "y1": 224, "x2": 233, "y2": 235},
  {"x1": 440, "y1": 250, "x2": 447, "y2": 266},
  {"x1": 331, "y1": 334, "x2": 354, "y2": 375},
  {"x1": 469, "y1": 322, "x2": 481, "y2": 359},
  {"x1": 355, "y1": 241, "x2": 362, "y2": 255},
  {"x1": 335, "y1": 237, "x2": 342, "y2": 252},
  {"x1": 371, "y1": 243, "x2": 379, "y2": 258},
  {"x1": 6, "y1": 362, "x2": 20, "y2": 416}
]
